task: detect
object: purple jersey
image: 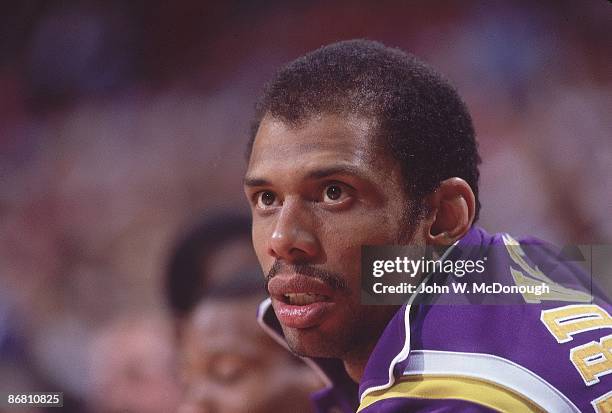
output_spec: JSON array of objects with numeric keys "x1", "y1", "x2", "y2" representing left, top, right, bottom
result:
[{"x1": 258, "y1": 227, "x2": 611, "y2": 412}]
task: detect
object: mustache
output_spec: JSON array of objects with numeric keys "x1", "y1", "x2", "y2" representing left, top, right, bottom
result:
[{"x1": 265, "y1": 260, "x2": 348, "y2": 292}]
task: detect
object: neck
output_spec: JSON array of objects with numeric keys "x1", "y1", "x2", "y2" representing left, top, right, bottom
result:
[
  {"x1": 341, "y1": 304, "x2": 402, "y2": 383},
  {"x1": 343, "y1": 342, "x2": 376, "y2": 383}
]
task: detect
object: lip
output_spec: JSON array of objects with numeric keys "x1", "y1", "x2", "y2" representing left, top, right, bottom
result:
[{"x1": 268, "y1": 274, "x2": 337, "y2": 329}]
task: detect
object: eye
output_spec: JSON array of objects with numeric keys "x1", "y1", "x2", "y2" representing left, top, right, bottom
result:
[
  {"x1": 255, "y1": 191, "x2": 280, "y2": 209},
  {"x1": 209, "y1": 355, "x2": 250, "y2": 385},
  {"x1": 322, "y1": 184, "x2": 348, "y2": 203}
]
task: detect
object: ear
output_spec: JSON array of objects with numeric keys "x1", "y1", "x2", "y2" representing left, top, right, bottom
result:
[{"x1": 424, "y1": 178, "x2": 475, "y2": 246}]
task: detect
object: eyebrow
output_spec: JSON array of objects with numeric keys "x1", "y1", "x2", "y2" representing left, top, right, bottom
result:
[
  {"x1": 244, "y1": 164, "x2": 368, "y2": 187},
  {"x1": 305, "y1": 165, "x2": 366, "y2": 180},
  {"x1": 243, "y1": 177, "x2": 271, "y2": 187}
]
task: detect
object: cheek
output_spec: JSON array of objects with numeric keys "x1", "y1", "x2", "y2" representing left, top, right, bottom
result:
[
  {"x1": 222, "y1": 371, "x2": 273, "y2": 413},
  {"x1": 319, "y1": 215, "x2": 395, "y2": 283},
  {"x1": 247, "y1": 362, "x2": 297, "y2": 411},
  {"x1": 321, "y1": 209, "x2": 396, "y2": 250},
  {"x1": 251, "y1": 220, "x2": 271, "y2": 267}
]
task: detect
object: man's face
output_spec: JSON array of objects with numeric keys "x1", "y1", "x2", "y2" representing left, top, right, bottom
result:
[
  {"x1": 244, "y1": 113, "x2": 422, "y2": 359},
  {"x1": 179, "y1": 298, "x2": 318, "y2": 413}
]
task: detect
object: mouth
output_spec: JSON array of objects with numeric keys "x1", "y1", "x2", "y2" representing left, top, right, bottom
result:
[
  {"x1": 268, "y1": 274, "x2": 338, "y2": 329},
  {"x1": 282, "y1": 292, "x2": 331, "y2": 306}
]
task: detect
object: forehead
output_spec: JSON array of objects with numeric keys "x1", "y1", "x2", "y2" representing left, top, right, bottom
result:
[
  {"x1": 184, "y1": 300, "x2": 277, "y2": 359},
  {"x1": 187, "y1": 300, "x2": 264, "y2": 344},
  {"x1": 191, "y1": 300, "x2": 258, "y2": 333},
  {"x1": 248, "y1": 114, "x2": 384, "y2": 173}
]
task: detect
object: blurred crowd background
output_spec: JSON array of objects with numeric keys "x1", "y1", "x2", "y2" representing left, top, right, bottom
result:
[{"x1": 1, "y1": 0, "x2": 610, "y2": 412}]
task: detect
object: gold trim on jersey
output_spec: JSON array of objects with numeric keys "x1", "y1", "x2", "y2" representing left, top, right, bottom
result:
[
  {"x1": 357, "y1": 374, "x2": 546, "y2": 412},
  {"x1": 502, "y1": 234, "x2": 592, "y2": 303},
  {"x1": 591, "y1": 390, "x2": 612, "y2": 413}
]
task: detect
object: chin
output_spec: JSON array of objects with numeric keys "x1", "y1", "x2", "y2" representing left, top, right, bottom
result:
[{"x1": 283, "y1": 325, "x2": 345, "y2": 359}]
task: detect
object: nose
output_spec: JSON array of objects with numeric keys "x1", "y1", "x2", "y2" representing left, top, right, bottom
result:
[
  {"x1": 184, "y1": 382, "x2": 216, "y2": 413},
  {"x1": 268, "y1": 198, "x2": 320, "y2": 262}
]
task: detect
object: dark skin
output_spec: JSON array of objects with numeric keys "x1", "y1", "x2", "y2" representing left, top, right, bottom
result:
[
  {"x1": 245, "y1": 113, "x2": 475, "y2": 382},
  {"x1": 179, "y1": 298, "x2": 319, "y2": 413}
]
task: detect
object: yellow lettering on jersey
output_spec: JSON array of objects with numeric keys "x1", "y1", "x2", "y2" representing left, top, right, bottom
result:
[
  {"x1": 503, "y1": 235, "x2": 591, "y2": 303},
  {"x1": 540, "y1": 305, "x2": 612, "y2": 343},
  {"x1": 510, "y1": 268, "x2": 591, "y2": 303},
  {"x1": 591, "y1": 390, "x2": 612, "y2": 413},
  {"x1": 570, "y1": 334, "x2": 612, "y2": 386}
]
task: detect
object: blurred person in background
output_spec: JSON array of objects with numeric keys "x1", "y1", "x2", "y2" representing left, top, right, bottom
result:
[
  {"x1": 179, "y1": 271, "x2": 321, "y2": 413},
  {"x1": 166, "y1": 212, "x2": 323, "y2": 411},
  {"x1": 86, "y1": 315, "x2": 181, "y2": 413},
  {"x1": 165, "y1": 211, "x2": 259, "y2": 337}
]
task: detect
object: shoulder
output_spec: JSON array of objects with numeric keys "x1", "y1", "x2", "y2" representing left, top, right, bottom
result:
[
  {"x1": 359, "y1": 301, "x2": 611, "y2": 412},
  {"x1": 359, "y1": 228, "x2": 611, "y2": 412}
]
